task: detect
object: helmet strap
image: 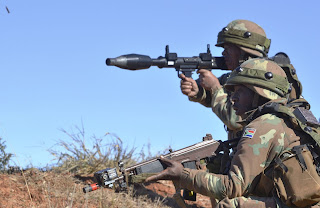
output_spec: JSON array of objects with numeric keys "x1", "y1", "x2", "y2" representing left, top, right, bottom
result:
[
  {"x1": 252, "y1": 93, "x2": 260, "y2": 108},
  {"x1": 286, "y1": 84, "x2": 292, "y2": 101},
  {"x1": 238, "y1": 51, "x2": 251, "y2": 65},
  {"x1": 239, "y1": 50, "x2": 259, "y2": 65}
]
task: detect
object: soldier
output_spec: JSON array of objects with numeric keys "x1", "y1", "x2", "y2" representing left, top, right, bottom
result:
[
  {"x1": 180, "y1": 19, "x2": 271, "y2": 141},
  {"x1": 182, "y1": 19, "x2": 305, "y2": 176},
  {"x1": 180, "y1": 20, "x2": 271, "y2": 207},
  {"x1": 146, "y1": 58, "x2": 320, "y2": 207}
]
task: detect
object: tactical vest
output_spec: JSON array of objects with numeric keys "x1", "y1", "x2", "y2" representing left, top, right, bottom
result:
[{"x1": 249, "y1": 99, "x2": 320, "y2": 207}]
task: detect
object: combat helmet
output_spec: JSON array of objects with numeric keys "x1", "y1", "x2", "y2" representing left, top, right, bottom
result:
[
  {"x1": 225, "y1": 58, "x2": 290, "y2": 101},
  {"x1": 216, "y1": 20, "x2": 271, "y2": 57}
]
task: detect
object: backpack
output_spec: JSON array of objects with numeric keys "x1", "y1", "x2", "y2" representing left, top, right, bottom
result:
[{"x1": 251, "y1": 99, "x2": 320, "y2": 207}]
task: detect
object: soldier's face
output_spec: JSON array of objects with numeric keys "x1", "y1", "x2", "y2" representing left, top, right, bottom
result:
[
  {"x1": 231, "y1": 85, "x2": 255, "y2": 116},
  {"x1": 222, "y1": 43, "x2": 241, "y2": 70}
]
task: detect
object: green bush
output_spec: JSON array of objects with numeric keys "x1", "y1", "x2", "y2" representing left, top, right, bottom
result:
[{"x1": 0, "y1": 137, "x2": 12, "y2": 170}]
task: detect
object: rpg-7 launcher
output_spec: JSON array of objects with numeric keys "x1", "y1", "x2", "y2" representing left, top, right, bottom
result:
[
  {"x1": 106, "y1": 44, "x2": 293, "y2": 78},
  {"x1": 106, "y1": 44, "x2": 228, "y2": 77},
  {"x1": 83, "y1": 135, "x2": 239, "y2": 202}
]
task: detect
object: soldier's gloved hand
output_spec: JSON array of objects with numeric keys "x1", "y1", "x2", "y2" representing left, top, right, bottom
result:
[
  {"x1": 145, "y1": 156, "x2": 184, "y2": 182},
  {"x1": 179, "y1": 73, "x2": 199, "y2": 97},
  {"x1": 197, "y1": 69, "x2": 221, "y2": 92}
]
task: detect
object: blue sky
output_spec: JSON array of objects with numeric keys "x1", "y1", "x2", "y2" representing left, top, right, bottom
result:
[{"x1": 1, "y1": 1, "x2": 319, "y2": 168}]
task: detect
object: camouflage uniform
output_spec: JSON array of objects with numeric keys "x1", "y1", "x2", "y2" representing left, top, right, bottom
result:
[
  {"x1": 188, "y1": 20, "x2": 271, "y2": 140},
  {"x1": 190, "y1": 73, "x2": 243, "y2": 140},
  {"x1": 178, "y1": 59, "x2": 320, "y2": 207},
  {"x1": 180, "y1": 99, "x2": 301, "y2": 207}
]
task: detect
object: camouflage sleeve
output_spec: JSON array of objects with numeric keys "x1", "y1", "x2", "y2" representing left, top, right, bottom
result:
[
  {"x1": 210, "y1": 72, "x2": 242, "y2": 130},
  {"x1": 179, "y1": 114, "x2": 288, "y2": 200},
  {"x1": 188, "y1": 73, "x2": 230, "y2": 109},
  {"x1": 188, "y1": 79, "x2": 212, "y2": 107},
  {"x1": 189, "y1": 73, "x2": 242, "y2": 130},
  {"x1": 211, "y1": 86, "x2": 242, "y2": 130}
]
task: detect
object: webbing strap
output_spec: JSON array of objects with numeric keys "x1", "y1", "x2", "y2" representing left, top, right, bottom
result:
[
  {"x1": 309, "y1": 146, "x2": 320, "y2": 176},
  {"x1": 275, "y1": 157, "x2": 288, "y2": 172},
  {"x1": 292, "y1": 145, "x2": 308, "y2": 171}
]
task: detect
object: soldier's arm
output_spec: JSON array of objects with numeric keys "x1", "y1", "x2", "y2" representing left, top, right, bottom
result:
[
  {"x1": 187, "y1": 72, "x2": 242, "y2": 130},
  {"x1": 188, "y1": 73, "x2": 229, "y2": 109},
  {"x1": 179, "y1": 115, "x2": 286, "y2": 200},
  {"x1": 211, "y1": 86, "x2": 242, "y2": 130},
  {"x1": 209, "y1": 73, "x2": 242, "y2": 130},
  {"x1": 188, "y1": 79, "x2": 212, "y2": 107}
]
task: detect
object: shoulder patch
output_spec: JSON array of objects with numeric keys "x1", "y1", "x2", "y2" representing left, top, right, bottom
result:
[{"x1": 242, "y1": 128, "x2": 256, "y2": 139}]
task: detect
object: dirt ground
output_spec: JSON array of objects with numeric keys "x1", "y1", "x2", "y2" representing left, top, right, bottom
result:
[
  {"x1": 0, "y1": 169, "x2": 212, "y2": 208},
  {"x1": 143, "y1": 180, "x2": 212, "y2": 208}
]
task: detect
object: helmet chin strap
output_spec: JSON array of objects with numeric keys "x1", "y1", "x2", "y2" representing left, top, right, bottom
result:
[
  {"x1": 252, "y1": 93, "x2": 260, "y2": 108},
  {"x1": 286, "y1": 83, "x2": 293, "y2": 101},
  {"x1": 239, "y1": 51, "x2": 255, "y2": 65}
]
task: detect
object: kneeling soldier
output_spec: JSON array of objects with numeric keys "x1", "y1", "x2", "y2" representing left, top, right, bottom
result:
[{"x1": 146, "y1": 58, "x2": 320, "y2": 208}]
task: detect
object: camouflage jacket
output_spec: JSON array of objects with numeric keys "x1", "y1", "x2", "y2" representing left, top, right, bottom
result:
[
  {"x1": 179, "y1": 98, "x2": 301, "y2": 201},
  {"x1": 189, "y1": 73, "x2": 243, "y2": 139}
]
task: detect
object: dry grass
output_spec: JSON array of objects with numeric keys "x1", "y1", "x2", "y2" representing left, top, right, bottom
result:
[
  {"x1": 0, "y1": 168, "x2": 173, "y2": 208},
  {"x1": 1, "y1": 125, "x2": 209, "y2": 207},
  {"x1": 49, "y1": 125, "x2": 137, "y2": 175},
  {"x1": 28, "y1": 124, "x2": 178, "y2": 207},
  {"x1": 49, "y1": 124, "x2": 169, "y2": 175}
]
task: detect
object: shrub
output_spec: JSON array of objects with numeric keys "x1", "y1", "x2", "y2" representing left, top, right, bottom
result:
[
  {"x1": 0, "y1": 137, "x2": 12, "y2": 171},
  {"x1": 49, "y1": 124, "x2": 169, "y2": 175}
]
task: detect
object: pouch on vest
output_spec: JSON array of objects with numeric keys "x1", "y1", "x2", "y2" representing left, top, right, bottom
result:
[
  {"x1": 251, "y1": 167, "x2": 274, "y2": 197},
  {"x1": 273, "y1": 145, "x2": 320, "y2": 207}
]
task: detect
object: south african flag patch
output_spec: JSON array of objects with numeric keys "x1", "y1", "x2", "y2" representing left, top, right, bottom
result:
[{"x1": 242, "y1": 128, "x2": 256, "y2": 138}]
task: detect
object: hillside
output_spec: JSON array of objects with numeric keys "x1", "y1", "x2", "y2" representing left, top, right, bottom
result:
[{"x1": 0, "y1": 169, "x2": 212, "y2": 208}]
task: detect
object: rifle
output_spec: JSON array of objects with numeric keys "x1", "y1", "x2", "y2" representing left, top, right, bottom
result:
[
  {"x1": 106, "y1": 44, "x2": 228, "y2": 77},
  {"x1": 83, "y1": 135, "x2": 239, "y2": 202}
]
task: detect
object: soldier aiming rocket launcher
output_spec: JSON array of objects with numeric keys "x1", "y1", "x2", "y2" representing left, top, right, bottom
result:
[
  {"x1": 83, "y1": 135, "x2": 239, "y2": 201},
  {"x1": 106, "y1": 44, "x2": 293, "y2": 78},
  {"x1": 106, "y1": 44, "x2": 228, "y2": 77}
]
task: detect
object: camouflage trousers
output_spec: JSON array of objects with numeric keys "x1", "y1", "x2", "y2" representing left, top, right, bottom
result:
[{"x1": 214, "y1": 196, "x2": 320, "y2": 208}]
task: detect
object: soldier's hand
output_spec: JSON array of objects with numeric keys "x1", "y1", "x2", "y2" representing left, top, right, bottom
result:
[
  {"x1": 179, "y1": 73, "x2": 199, "y2": 97},
  {"x1": 145, "y1": 156, "x2": 184, "y2": 182},
  {"x1": 197, "y1": 69, "x2": 221, "y2": 91}
]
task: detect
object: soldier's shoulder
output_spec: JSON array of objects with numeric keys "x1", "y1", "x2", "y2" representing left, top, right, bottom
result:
[
  {"x1": 247, "y1": 113, "x2": 284, "y2": 129},
  {"x1": 242, "y1": 113, "x2": 285, "y2": 139}
]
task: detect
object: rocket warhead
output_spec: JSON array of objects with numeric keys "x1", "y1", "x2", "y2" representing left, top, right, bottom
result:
[{"x1": 106, "y1": 54, "x2": 153, "y2": 70}]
